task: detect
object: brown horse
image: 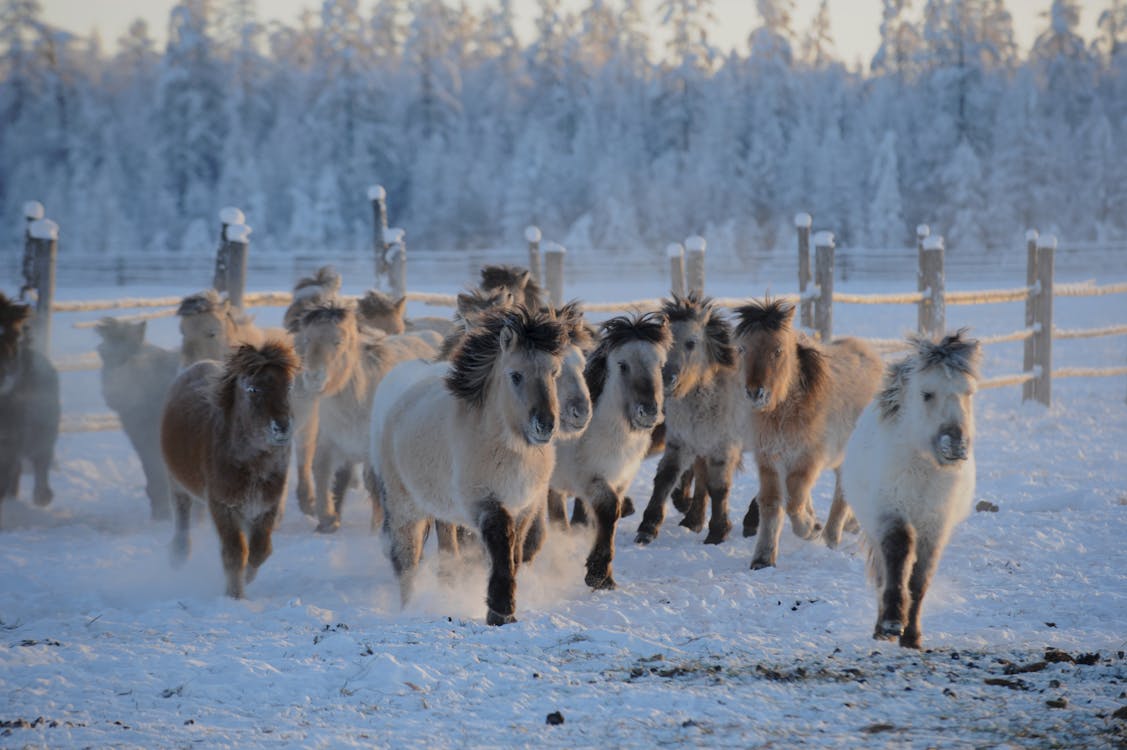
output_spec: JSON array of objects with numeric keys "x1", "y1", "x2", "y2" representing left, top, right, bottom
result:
[
  {"x1": 734, "y1": 299, "x2": 882, "y2": 570},
  {"x1": 479, "y1": 264, "x2": 544, "y2": 310},
  {"x1": 0, "y1": 293, "x2": 59, "y2": 527},
  {"x1": 94, "y1": 318, "x2": 180, "y2": 519},
  {"x1": 161, "y1": 341, "x2": 300, "y2": 598}
]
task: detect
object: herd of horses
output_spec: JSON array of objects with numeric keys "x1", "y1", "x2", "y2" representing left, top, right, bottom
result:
[{"x1": 0, "y1": 264, "x2": 980, "y2": 648}]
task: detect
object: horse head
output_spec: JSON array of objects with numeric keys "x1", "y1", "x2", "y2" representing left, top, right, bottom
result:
[
  {"x1": 734, "y1": 298, "x2": 801, "y2": 412},
  {"x1": 220, "y1": 340, "x2": 301, "y2": 448},
  {"x1": 587, "y1": 312, "x2": 671, "y2": 432},
  {"x1": 357, "y1": 290, "x2": 408, "y2": 335},
  {"x1": 479, "y1": 264, "x2": 544, "y2": 311},
  {"x1": 94, "y1": 317, "x2": 147, "y2": 367},
  {"x1": 0, "y1": 293, "x2": 31, "y2": 394},
  {"x1": 552, "y1": 301, "x2": 593, "y2": 437},
  {"x1": 294, "y1": 303, "x2": 358, "y2": 395},
  {"x1": 446, "y1": 306, "x2": 566, "y2": 447},
  {"x1": 661, "y1": 292, "x2": 736, "y2": 399},
  {"x1": 178, "y1": 290, "x2": 232, "y2": 365}
]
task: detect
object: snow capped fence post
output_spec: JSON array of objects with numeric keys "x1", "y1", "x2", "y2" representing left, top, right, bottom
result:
[
  {"x1": 915, "y1": 224, "x2": 930, "y2": 333},
  {"x1": 525, "y1": 226, "x2": 543, "y2": 286},
  {"x1": 919, "y1": 235, "x2": 946, "y2": 338},
  {"x1": 386, "y1": 228, "x2": 407, "y2": 300},
  {"x1": 685, "y1": 235, "x2": 706, "y2": 296},
  {"x1": 369, "y1": 185, "x2": 389, "y2": 281},
  {"x1": 667, "y1": 243, "x2": 686, "y2": 297},
  {"x1": 19, "y1": 201, "x2": 44, "y2": 300},
  {"x1": 814, "y1": 231, "x2": 835, "y2": 342},
  {"x1": 1032, "y1": 235, "x2": 1057, "y2": 406},
  {"x1": 1022, "y1": 229, "x2": 1040, "y2": 402},
  {"x1": 27, "y1": 218, "x2": 58, "y2": 354},
  {"x1": 544, "y1": 242, "x2": 566, "y2": 308},
  {"x1": 795, "y1": 213, "x2": 812, "y2": 329},
  {"x1": 223, "y1": 223, "x2": 251, "y2": 309},
  {"x1": 214, "y1": 207, "x2": 244, "y2": 293}
]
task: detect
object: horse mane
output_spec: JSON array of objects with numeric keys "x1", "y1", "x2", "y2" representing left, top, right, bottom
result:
[
  {"x1": 585, "y1": 312, "x2": 671, "y2": 405},
  {"x1": 357, "y1": 290, "x2": 402, "y2": 319},
  {"x1": 445, "y1": 306, "x2": 566, "y2": 408},
  {"x1": 662, "y1": 292, "x2": 735, "y2": 368},
  {"x1": 0, "y1": 293, "x2": 31, "y2": 361},
  {"x1": 300, "y1": 302, "x2": 355, "y2": 329},
  {"x1": 554, "y1": 301, "x2": 595, "y2": 352},
  {"x1": 293, "y1": 266, "x2": 341, "y2": 298},
  {"x1": 479, "y1": 264, "x2": 544, "y2": 309},
  {"x1": 177, "y1": 290, "x2": 224, "y2": 317},
  {"x1": 879, "y1": 330, "x2": 980, "y2": 423},
  {"x1": 733, "y1": 298, "x2": 794, "y2": 338},
  {"x1": 214, "y1": 340, "x2": 300, "y2": 414}
]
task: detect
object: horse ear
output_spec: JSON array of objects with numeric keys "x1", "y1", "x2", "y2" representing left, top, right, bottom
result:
[
  {"x1": 499, "y1": 323, "x2": 516, "y2": 353},
  {"x1": 394, "y1": 296, "x2": 407, "y2": 317}
]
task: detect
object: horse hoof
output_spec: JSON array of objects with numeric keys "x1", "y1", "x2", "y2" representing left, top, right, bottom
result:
[
  {"x1": 704, "y1": 521, "x2": 732, "y2": 545},
  {"x1": 671, "y1": 494, "x2": 690, "y2": 515},
  {"x1": 749, "y1": 557, "x2": 774, "y2": 571},
  {"x1": 899, "y1": 631, "x2": 922, "y2": 649},
  {"x1": 844, "y1": 517, "x2": 860, "y2": 534},
  {"x1": 875, "y1": 620, "x2": 904, "y2": 640},
  {"x1": 486, "y1": 610, "x2": 517, "y2": 626},
  {"x1": 585, "y1": 572, "x2": 617, "y2": 590},
  {"x1": 33, "y1": 488, "x2": 53, "y2": 507},
  {"x1": 822, "y1": 529, "x2": 841, "y2": 549},
  {"x1": 742, "y1": 522, "x2": 758, "y2": 538},
  {"x1": 169, "y1": 539, "x2": 190, "y2": 567},
  {"x1": 297, "y1": 495, "x2": 316, "y2": 517},
  {"x1": 315, "y1": 518, "x2": 341, "y2": 534},
  {"x1": 634, "y1": 529, "x2": 656, "y2": 545},
  {"x1": 619, "y1": 497, "x2": 636, "y2": 517},
  {"x1": 678, "y1": 516, "x2": 704, "y2": 533}
]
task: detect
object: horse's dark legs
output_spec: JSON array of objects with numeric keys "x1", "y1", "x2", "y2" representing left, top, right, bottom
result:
[
  {"x1": 784, "y1": 463, "x2": 822, "y2": 540},
  {"x1": 331, "y1": 464, "x2": 352, "y2": 512},
  {"x1": 584, "y1": 478, "x2": 621, "y2": 590},
  {"x1": 210, "y1": 502, "x2": 249, "y2": 599},
  {"x1": 874, "y1": 517, "x2": 915, "y2": 641},
  {"x1": 750, "y1": 461, "x2": 784, "y2": 570},
  {"x1": 478, "y1": 498, "x2": 517, "y2": 625},
  {"x1": 546, "y1": 488, "x2": 569, "y2": 530},
  {"x1": 678, "y1": 457, "x2": 709, "y2": 533},
  {"x1": 169, "y1": 488, "x2": 194, "y2": 566},
  {"x1": 670, "y1": 466, "x2": 695, "y2": 514},
  {"x1": 363, "y1": 466, "x2": 383, "y2": 533},
  {"x1": 901, "y1": 537, "x2": 938, "y2": 649},
  {"x1": 294, "y1": 396, "x2": 319, "y2": 517},
  {"x1": 703, "y1": 447, "x2": 740, "y2": 545},
  {"x1": 520, "y1": 500, "x2": 547, "y2": 564},
  {"x1": 742, "y1": 496, "x2": 760, "y2": 537},
  {"x1": 635, "y1": 444, "x2": 686, "y2": 545},
  {"x1": 570, "y1": 497, "x2": 590, "y2": 527},
  {"x1": 0, "y1": 449, "x2": 19, "y2": 527},
  {"x1": 822, "y1": 468, "x2": 852, "y2": 549},
  {"x1": 312, "y1": 445, "x2": 339, "y2": 533},
  {"x1": 245, "y1": 508, "x2": 278, "y2": 585}
]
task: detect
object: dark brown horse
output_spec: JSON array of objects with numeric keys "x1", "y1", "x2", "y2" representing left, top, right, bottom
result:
[
  {"x1": 161, "y1": 341, "x2": 300, "y2": 598},
  {"x1": 0, "y1": 293, "x2": 59, "y2": 527}
]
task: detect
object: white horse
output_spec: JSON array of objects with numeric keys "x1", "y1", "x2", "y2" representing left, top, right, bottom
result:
[
  {"x1": 372, "y1": 307, "x2": 567, "y2": 625},
  {"x1": 842, "y1": 331, "x2": 980, "y2": 649}
]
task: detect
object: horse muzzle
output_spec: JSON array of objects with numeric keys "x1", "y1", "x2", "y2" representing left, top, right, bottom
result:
[
  {"x1": 745, "y1": 386, "x2": 771, "y2": 411},
  {"x1": 630, "y1": 403, "x2": 659, "y2": 431},
  {"x1": 562, "y1": 400, "x2": 591, "y2": 433},
  {"x1": 269, "y1": 420, "x2": 293, "y2": 446},
  {"x1": 526, "y1": 415, "x2": 555, "y2": 446},
  {"x1": 935, "y1": 432, "x2": 969, "y2": 464},
  {"x1": 301, "y1": 371, "x2": 327, "y2": 394}
]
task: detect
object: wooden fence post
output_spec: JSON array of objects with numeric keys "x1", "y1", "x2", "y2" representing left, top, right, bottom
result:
[
  {"x1": 795, "y1": 213, "x2": 812, "y2": 328},
  {"x1": 20, "y1": 201, "x2": 44, "y2": 300},
  {"x1": 544, "y1": 242, "x2": 566, "y2": 308},
  {"x1": 27, "y1": 218, "x2": 58, "y2": 355},
  {"x1": 915, "y1": 224, "x2": 930, "y2": 333},
  {"x1": 525, "y1": 226, "x2": 542, "y2": 286},
  {"x1": 214, "y1": 207, "x2": 244, "y2": 293},
  {"x1": 1022, "y1": 229, "x2": 1040, "y2": 402},
  {"x1": 1032, "y1": 234, "x2": 1056, "y2": 406},
  {"x1": 813, "y1": 231, "x2": 835, "y2": 342},
  {"x1": 224, "y1": 223, "x2": 251, "y2": 309},
  {"x1": 919, "y1": 234, "x2": 945, "y2": 337},
  {"x1": 385, "y1": 228, "x2": 407, "y2": 300},
  {"x1": 369, "y1": 185, "x2": 389, "y2": 281},
  {"x1": 667, "y1": 243, "x2": 686, "y2": 297},
  {"x1": 685, "y1": 235, "x2": 706, "y2": 296}
]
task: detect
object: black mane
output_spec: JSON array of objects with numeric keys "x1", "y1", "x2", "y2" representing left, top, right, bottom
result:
[
  {"x1": 585, "y1": 312, "x2": 671, "y2": 405},
  {"x1": 733, "y1": 298, "x2": 794, "y2": 338}
]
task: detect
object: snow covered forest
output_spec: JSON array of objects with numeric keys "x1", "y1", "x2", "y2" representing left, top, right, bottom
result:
[{"x1": 2, "y1": 0, "x2": 1126, "y2": 259}]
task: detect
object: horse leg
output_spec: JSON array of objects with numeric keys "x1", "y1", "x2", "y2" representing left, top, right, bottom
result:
[
  {"x1": 546, "y1": 488, "x2": 569, "y2": 530},
  {"x1": 822, "y1": 468, "x2": 853, "y2": 549},
  {"x1": 312, "y1": 445, "x2": 339, "y2": 533},
  {"x1": 584, "y1": 478, "x2": 621, "y2": 590},
  {"x1": 620, "y1": 496, "x2": 635, "y2": 518},
  {"x1": 388, "y1": 517, "x2": 428, "y2": 608},
  {"x1": 139, "y1": 443, "x2": 171, "y2": 521},
  {"x1": 679, "y1": 457, "x2": 709, "y2": 533},
  {"x1": 570, "y1": 497, "x2": 590, "y2": 527},
  {"x1": 901, "y1": 537, "x2": 939, "y2": 649},
  {"x1": 210, "y1": 503, "x2": 249, "y2": 599},
  {"x1": 363, "y1": 466, "x2": 384, "y2": 533},
  {"x1": 477, "y1": 498, "x2": 518, "y2": 625},
  {"x1": 874, "y1": 516, "x2": 916, "y2": 641},
  {"x1": 750, "y1": 461, "x2": 784, "y2": 570},
  {"x1": 295, "y1": 397, "x2": 320, "y2": 517},
  {"x1": 29, "y1": 444, "x2": 53, "y2": 507},
  {"x1": 703, "y1": 446, "x2": 740, "y2": 545},
  {"x1": 245, "y1": 508, "x2": 278, "y2": 585},
  {"x1": 635, "y1": 444, "x2": 686, "y2": 545},
  {"x1": 784, "y1": 463, "x2": 822, "y2": 540},
  {"x1": 169, "y1": 488, "x2": 193, "y2": 566},
  {"x1": 520, "y1": 500, "x2": 548, "y2": 565},
  {"x1": 670, "y1": 466, "x2": 694, "y2": 514},
  {"x1": 741, "y1": 496, "x2": 760, "y2": 537},
  {"x1": 331, "y1": 464, "x2": 352, "y2": 514}
]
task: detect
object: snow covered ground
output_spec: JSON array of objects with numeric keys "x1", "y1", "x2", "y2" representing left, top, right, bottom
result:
[{"x1": 2, "y1": 268, "x2": 1126, "y2": 748}]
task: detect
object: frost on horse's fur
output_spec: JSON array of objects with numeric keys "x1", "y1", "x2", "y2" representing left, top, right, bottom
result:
[{"x1": 843, "y1": 330, "x2": 981, "y2": 649}]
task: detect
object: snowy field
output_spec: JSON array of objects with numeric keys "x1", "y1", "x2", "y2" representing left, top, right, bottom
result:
[{"x1": 2, "y1": 265, "x2": 1126, "y2": 748}]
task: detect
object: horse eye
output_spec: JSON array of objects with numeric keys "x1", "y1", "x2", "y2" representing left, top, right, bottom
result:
[
  {"x1": 510, "y1": 371, "x2": 523, "y2": 386},
  {"x1": 774, "y1": 346, "x2": 783, "y2": 357},
  {"x1": 207, "y1": 332, "x2": 218, "y2": 339},
  {"x1": 923, "y1": 391, "x2": 934, "y2": 402},
  {"x1": 685, "y1": 340, "x2": 696, "y2": 351},
  {"x1": 618, "y1": 362, "x2": 629, "y2": 374},
  {"x1": 245, "y1": 384, "x2": 259, "y2": 394}
]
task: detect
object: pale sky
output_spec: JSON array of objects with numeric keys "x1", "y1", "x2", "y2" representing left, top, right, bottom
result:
[{"x1": 42, "y1": 0, "x2": 1105, "y2": 68}]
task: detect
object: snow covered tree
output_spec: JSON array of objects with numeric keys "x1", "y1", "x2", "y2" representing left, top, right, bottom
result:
[{"x1": 867, "y1": 131, "x2": 906, "y2": 247}]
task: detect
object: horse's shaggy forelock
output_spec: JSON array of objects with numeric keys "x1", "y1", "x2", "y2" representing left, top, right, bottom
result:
[
  {"x1": 662, "y1": 292, "x2": 736, "y2": 368},
  {"x1": 177, "y1": 290, "x2": 224, "y2": 317},
  {"x1": 480, "y1": 264, "x2": 544, "y2": 308},
  {"x1": 300, "y1": 302, "x2": 354, "y2": 329},
  {"x1": 554, "y1": 301, "x2": 595, "y2": 351},
  {"x1": 358, "y1": 290, "x2": 400, "y2": 318},
  {"x1": 293, "y1": 266, "x2": 342, "y2": 296},
  {"x1": 215, "y1": 340, "x2": 300, "y2": 412},
  {"x1": 878, "y1": 330, "x2": 980, "y2": 422},
  {"x1": 585, "y1": 312, "x2": 671, "y2": 405},
  {"x1": 733, "y1": 298, "x2": 794, "y2": 338},
  {"x1": 445, "y1": 306, "x2": 566, "y2": 407}
]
